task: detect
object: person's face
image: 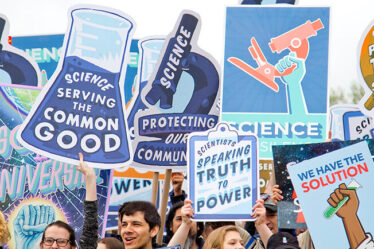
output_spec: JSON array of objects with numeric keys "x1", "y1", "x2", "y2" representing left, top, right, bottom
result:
[
  {"x1": 265, "y1": 210, "x2": 278, "y2": 233},
  {"x1": 121, "y1": 211, "x2": 159, "y2": 249},
  {"x1": 40, "y1": 225, "x2": 75, "y2": 249},
  {"x1": 97, "y1": 242, "x2": 107, "y2": 249},
  {"x1": 223, "y1": 231, "x2": 244, "y2": 249},
  {"x1": 171, "y1": 208, "x2": 198, "y2": 236}
]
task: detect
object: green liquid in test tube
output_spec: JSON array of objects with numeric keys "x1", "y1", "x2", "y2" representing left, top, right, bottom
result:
[{"x1": 324, "y1": 179, "x2": 361, "y2": 218}]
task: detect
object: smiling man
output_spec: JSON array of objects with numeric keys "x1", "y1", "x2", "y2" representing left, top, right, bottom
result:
[{"x1": 119, "y1": 201, "x2": 161, "y2": 249}]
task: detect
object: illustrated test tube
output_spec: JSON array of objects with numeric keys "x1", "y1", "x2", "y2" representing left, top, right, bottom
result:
[{"x1": 324, "y1": 179, "x2": 361, "y2": 218}]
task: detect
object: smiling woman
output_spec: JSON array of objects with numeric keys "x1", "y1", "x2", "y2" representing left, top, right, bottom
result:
[{"x1": 202, "y1": 226, "x2": 244, "y2": 249}]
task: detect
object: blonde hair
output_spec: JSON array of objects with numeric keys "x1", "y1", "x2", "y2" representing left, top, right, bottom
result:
[
  {"x1": 0, "y1": 211, "x2": 10, "y2": 244},
  {"x1": 202, "y1": 225, "x2": 241, "y2": 249}
]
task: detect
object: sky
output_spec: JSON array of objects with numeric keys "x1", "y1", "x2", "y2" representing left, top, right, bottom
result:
[{"x1": 2, "y1": 0, "x2": 374, "y2": 90}]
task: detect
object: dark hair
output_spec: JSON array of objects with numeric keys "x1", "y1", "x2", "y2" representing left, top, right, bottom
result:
[
  {"x1": 165, "y1": 201, "x2": 184, "y2": 243},
  {"x1": 42, "y1": 220, "x2": 76, "y2": 247},
  {"x1": 164, "y1": 202, "x2": 204, "y2": 244},
  {"x1": 118, "y1": 201, "x2": 161, "y2": 230},
  {"x1": 98, "y1": 237, "x2": 124, "y2": 249}
]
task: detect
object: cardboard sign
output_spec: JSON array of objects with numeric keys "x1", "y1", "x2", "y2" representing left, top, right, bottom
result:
[
  {"x1": 287, "y1": 141, "x2": 374, "y2": 249},
  {"x1": 106, "y1": 168, "x2": 154, "y2": 230},
  {"x1": 0, "y1": 14, "x2": 41, "y2": 86},
  {"x1": 11, "y1": 34, "x2": 140, "y2": 106},
  {"x1": 0, "y1": 84, "x2": 111, "y2": 249},
  {"x1": 222, "y1": 7, "x2": 329, "y2": 161},
  {"x1": 131, "y1": 11, "x2": 220, "y2": 170},
  {"x1": 188, "y1": 123, "x2": 258, "y2": 220},
  {"x1": 330, "y1": 105, "x2": 374, "y2": 141},
  {"x1": 17, "y1": 6, "x2": 136, "y2": 168},
  {"x1": 359, "y1": 20, "x2": 374, "y2": 118},
  {"x1": 272, "y1": 139, "x2": 372, "y2": 229}
]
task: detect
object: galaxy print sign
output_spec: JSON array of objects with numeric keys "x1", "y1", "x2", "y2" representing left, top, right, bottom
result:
[
  {"x1": 131, "y1": 11, "x2": 220, "y2": 170},
  {"x1": 18, "y1": 6, "x2": 135, "y2": 168},
  {"x1": 287, "y1": 141, "x2": 374, "y2": 249},
  {"x1": 273, "y1": 139, "x2": 374, "y2": 230},
  {"x1": 188, "y1": 123, "x2": 258, "y2": 220},
  {"x1": 0, "y1": 14, "x2": 41, "y2": 86},
  {"x1": 0, "y1": 84, "x2": 111, "y2": 249}
]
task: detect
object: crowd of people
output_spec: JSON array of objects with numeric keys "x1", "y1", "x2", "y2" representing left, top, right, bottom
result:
[{"x1": 0, "y1": 156, "x2": 315, "y2": 249}]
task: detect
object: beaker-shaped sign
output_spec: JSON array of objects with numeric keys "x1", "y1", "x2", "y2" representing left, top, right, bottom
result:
[
  {"x1": 127, "y1": 38, "x2": 164, "y2": 138},
  {"x1": 17, "y1": 6, "x2": 135, "y2": 168}
]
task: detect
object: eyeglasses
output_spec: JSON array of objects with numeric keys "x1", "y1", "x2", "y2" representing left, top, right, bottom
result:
[{"x1": 43, "y1": 237, "x2": 71, "y2": 247}]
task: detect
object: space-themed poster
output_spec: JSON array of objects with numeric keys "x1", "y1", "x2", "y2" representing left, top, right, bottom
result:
[
  {"x1": 188, "y1": 122, "x2": 258, "y2": 220},
  {"x1": 272, "y1": 139, "x2": 374, "y2": 230},
  {"x1": 0, "y1": 83, "x2": 111, "y2": 249},
  {"x1": 130, "y1": 11, "x2": 220, "y2": 171},
  {"x1": 287, "y1": 141, "x2": 374, "y2": 249}
]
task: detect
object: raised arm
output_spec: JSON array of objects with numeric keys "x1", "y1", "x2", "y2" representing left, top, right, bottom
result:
[
  {"x1": 251, "y1": 199, "x2": 273, "y2": 248},
  {"x1": 77, "y1": 153, "x2": 98, "y2": 249},
  {"x1": 168, "y1": 199, "x2": 193, "y2": 248}
]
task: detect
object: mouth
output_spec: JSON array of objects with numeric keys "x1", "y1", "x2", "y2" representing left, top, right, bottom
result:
[{"x1": 123, "y1": 237, "x2": 136, "y2": 245}]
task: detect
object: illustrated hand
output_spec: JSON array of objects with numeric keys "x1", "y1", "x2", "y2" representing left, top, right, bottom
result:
[
  {"x1": 276, "y1": 52, "x2": 306, "y2": 85},
  {"x1": 271, "y1": 185, "x2": 283, "y2": 204},
  {"x1": 251, "y1": 199, "x2": 267, "y2": 226},
  {"x1": 327, "y1": 183, "x2": 359, "y2": 219},
  {"x1": 13, "y1": 204, "x2": 55, "y2": 249},
  {"x1": 171, "y1": 172, "x2": 184, "y2": 196},
  {"x1": 181, "y1": 199, "x2": 194, "y2": 226}
]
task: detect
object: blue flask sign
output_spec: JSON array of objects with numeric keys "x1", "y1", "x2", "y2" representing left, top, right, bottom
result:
[
  {"x1": 17, "y1": 7, "x2": 135, "y2": 168},
  {"x1": 127, "y1": 38, "x2": 164, "y2": 138}
]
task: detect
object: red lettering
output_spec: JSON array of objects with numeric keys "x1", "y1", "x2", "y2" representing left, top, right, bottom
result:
[{"x1": 302, "y1": 182, "x2": 309, "y2": 193}]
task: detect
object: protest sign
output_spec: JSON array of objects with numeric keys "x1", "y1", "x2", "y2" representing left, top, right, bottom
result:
[
  {"x1": 106, "y1": 168, "x2": 154, "y2": 230},
  {"x1": 0, "y1": 83, "x2": 111, "y2": 249},
  {"x1": 0, "y1": 14, "x2": 41, "y2": 86},
  {"x1": 287, "y1": 141, "x2": 374, "y2": 249},
  {"x1": 359, "y1": 20, "x2": 374, "y2": 118},
  {"x1": 222, "y1": 7, "x2": 329, "y2": 185},
  {"x1": 17, "y1": 6, "x2": 135, "y2": 168},
  {"x1": 131, "y1": 10, "x2": 220, "y2": 170},
  {"x1": 188, "y1": 122, "x2": 258, "y2": 220},
  {"x1": 330, "y1": 105, "x2": 374, "y2": 141},
  {"x1": 272, "y1": 139, "x2": 372, "y2": 229},
  {"x1": 11, "y1": 34, "x2": 139, "y2": 105}
]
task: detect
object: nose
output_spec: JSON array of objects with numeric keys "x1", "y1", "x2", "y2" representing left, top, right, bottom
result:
[
  {"x1": 123, "y1": 224, "x2": 134, "y2": 233},
  {"x1": 236, "y1": 242, "x2": 244, "y2": 249},
  {"x1": 51, "y1": 241, "x2": 59, "y2": 249}
]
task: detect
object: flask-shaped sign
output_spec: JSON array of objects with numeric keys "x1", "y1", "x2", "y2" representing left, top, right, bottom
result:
[{"x1": 18, "y1": 6, "x2": 135, "y2": 168}]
